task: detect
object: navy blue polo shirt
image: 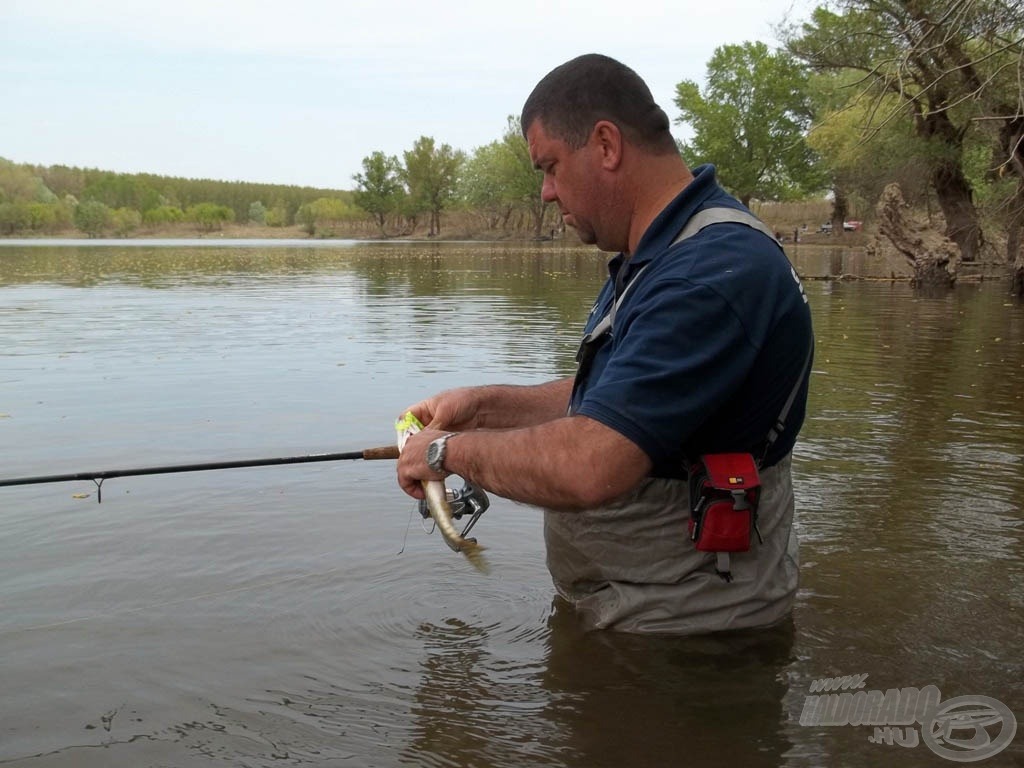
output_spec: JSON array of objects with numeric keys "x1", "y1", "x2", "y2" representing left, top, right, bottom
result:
[{"x1": 570, "y1": 164, "x2": 813, "y2": 475}]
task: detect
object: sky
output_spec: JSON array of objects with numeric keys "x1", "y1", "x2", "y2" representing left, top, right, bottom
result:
[{"x1": 1, "y1": 0, "x2": 811, "y2": 191}]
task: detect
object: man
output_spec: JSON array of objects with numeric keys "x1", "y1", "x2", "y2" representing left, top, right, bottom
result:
[{"x1": 397, "y1": 54, "x2": 813, "y2": 634}]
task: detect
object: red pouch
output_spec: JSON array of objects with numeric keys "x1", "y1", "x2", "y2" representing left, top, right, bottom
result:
[{"x1": 688, "y1": 453, "x2": 761, "y2": 553}]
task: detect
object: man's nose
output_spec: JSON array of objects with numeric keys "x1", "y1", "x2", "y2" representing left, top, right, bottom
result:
[{"x1": 541, "y1": 176, "x2": 558, "y2": 203}]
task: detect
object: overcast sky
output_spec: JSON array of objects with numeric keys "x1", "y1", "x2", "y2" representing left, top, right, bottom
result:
[{"x1": 1, "y1": 0, "x2": 811, "y2": 190}]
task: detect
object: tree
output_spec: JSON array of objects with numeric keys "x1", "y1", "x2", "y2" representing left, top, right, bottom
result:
[
  {"x1": 264, "y1": 202, "x2": 289, "y2": 227},
  {"x1": 248, "y1": 200, "x2": 267, "y2": 224},
  {"x1": 0, "y1": 203, "x2": 30, "y2": 234},
  {"x1": 461, "y1": 119, "x2": 547, "y2": 236},
  {"x1": 0, "y1": 158, "x2": 39, "y2": 203},
  {"x1": 295, "y1": 197, "x2": 356, "y2": 236},
  {"x1": 73, "y1": 200, "x2": 112, "y2": 237},
  {"x1": 143, "y1": 205, "x2": 185, "y2": 227},
  {"x1": 111, "y1": 207, "x2": 142, "y2": 237},
  {"x1": 805, "y1": 72, "x2": 930, "y2": 231},
  {"x1": 461, "y1": 141, "x2": 509, "y2": 229},
  {"x1": 25, "y1": 202, "x2": 58, "y2": 232},
  {"x1": 674, "y1": 41, "x2": 822, "y2": 207},
  {"x1": 353, "y1": 152, "x2": 405, "y2": 234},
  {"x1": 82, "y1": 172, "x2": 157, "y2": 211},
  {"x1": 186, "y1": 202, "x2": 234, "y2": 232},
  {"x1": 501, "y1": 116, "x2": 547, "y2": 237},
  {"x1": 402, "y1": 136, "x2": 464, "y2": 236},
  {"x1": 786, "y1": 0, "x2": 1024, "y2": 263},
  {"x1": 39, "y1": 164, "x2": 86, "y2": 201}
]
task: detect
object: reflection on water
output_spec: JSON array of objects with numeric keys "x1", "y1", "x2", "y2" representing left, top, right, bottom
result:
[{"x1": 0, "y1": 243, "x2": 1022, "y2": 767}]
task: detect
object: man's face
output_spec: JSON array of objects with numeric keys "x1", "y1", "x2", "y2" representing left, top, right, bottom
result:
[{"x1": 527, "y1": 119, "x2": 605, "y2": 248}]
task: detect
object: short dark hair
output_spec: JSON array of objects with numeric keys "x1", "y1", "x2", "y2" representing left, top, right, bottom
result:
[{"x1": 521, "y1": 54, "x2": 677, "y2": 155}]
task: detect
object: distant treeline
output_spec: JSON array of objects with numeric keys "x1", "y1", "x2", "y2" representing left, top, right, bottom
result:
[{"x1": 0, "y1": 157, "x2": 363, "y2": 237}]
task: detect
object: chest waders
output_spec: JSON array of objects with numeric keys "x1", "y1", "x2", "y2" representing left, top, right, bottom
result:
[{"x1": 557, "y1": 204, "x2": 811, "y2": 630}]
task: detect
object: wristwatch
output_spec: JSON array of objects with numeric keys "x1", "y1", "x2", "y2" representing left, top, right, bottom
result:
[{"x1": 426, "y1": 433, "x2": 457, "y2": 474}]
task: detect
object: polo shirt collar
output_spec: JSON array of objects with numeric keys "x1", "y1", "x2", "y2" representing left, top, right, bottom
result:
[{"x1": 613, "y1": 164, "x2": 721, "y2": 274}]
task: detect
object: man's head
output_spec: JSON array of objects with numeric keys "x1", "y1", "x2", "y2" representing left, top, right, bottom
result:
[
  {"x1": 520, "y1": 54, "x2": 677, "y2": 155},
  {"x1": 521, "y1": 54, "x2": 684, "y2": 253}
]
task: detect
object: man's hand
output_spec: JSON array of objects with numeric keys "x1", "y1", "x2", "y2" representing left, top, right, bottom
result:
[
  {"x1": 401, "y1": 387, "x2": 483, "y2": 432},
  {"x1": 396, "y1": 427, "x2": 450, "y2": 500},
  {"x1": 395, "y1": 378, "x2": 647, "y2": 511}
]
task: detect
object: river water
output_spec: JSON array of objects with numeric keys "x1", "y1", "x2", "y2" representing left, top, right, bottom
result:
[{"x1": 1, "y1": 241, "x2": 1021, "y2": 767}]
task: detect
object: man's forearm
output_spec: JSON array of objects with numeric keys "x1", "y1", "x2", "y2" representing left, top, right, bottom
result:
[
  {"x1": 440, "y1": 414, "x2": 651, "y2": 511},
  {"x1": 468, "y1": 377, "x2": 574, "y2": 429}
]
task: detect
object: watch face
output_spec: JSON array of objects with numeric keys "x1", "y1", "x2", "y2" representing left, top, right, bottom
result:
[{"x1": 427, "y1": 438, "x2": 445, "y2": 471}]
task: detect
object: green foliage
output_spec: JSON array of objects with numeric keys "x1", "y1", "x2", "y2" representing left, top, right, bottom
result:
[
  {"x1": 785, "y1": 0, "x2": 1024, "y2": 259},
  {"x1": 73, "y1": 200, "x2": 113, "y2": 237},
  {"x1": 805, "y1": 82, "x2": 927, "y2": 214},
  {"x1": 25, "y1": 202, "x2": 58, "y2": 232},
  {"x1": 186, "y1": 202, "x2": 234, "y2": 232},
  {"x1": 353, "y1": 152, "x2": 405, "y2": 233},
  {"x1": 0, "y1": 160, "x2": 352, "y2": 228},
  {"x1": 675, "y1": 41, "x2": 821, "y2": 205},
  {"x1": 31, "y1": 178, "x2": 58, "y2": 204},
  {"x1": 143, "y1": 205, "x2": 186, "y2": 226},
  {"x1": 498, "y1": 117, "x2": 544, "y2": 205},
  {"x1": 39, "y1": 165, "x2": 86, "y2": 200},
  {"x1": 83, "y1": 173, "x2": 159, "y2": 211},
  {"x1": 295, "y1": 197, "x2": 357, "y2": 236},
  {"x1": 0, "y1": 200, "x2": 67, "y2": 234},
  {"x1": 402, "y1": 136, "x2": 465, "y2": 236},
  {"x1": 0, "y1": 203, "x2": 31, "y2": 234},
  {"x1": 111, "y1": 207, "x2": 142, "y2": 237},
  {"x1": 248, "y1": 200, "x2": 267, "y2": 224},
  {"x1": 460, "y1": 116, "x2": 545, "y2": 234},
  {"x1": 0, "y1": 158, "x2": 44, "y2": 204},
  {"x1": 264, "y1": 202, "x2": 289, "y2": 227},
  {"x1": 461, "y1": 141, "x2": 514, "y2": 228}
]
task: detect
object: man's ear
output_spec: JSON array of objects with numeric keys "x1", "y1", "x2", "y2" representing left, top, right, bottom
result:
[{"x1": 591, "y1": 120, "x2": 623, "y2": 170}]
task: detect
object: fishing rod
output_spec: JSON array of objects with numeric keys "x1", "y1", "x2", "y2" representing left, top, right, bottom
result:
[{"x1": 0, "y1": 445, "x2": 400, "y2": 503}]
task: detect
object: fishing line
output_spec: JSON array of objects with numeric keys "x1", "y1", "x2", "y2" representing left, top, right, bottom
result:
[{"x1": 396, "y1": 505, "x2": 421, "y2": 555}]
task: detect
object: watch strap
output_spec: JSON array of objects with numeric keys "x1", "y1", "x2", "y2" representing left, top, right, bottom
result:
[{"x1": 427, "y1": 432, "x2": 457, "y2": 474}]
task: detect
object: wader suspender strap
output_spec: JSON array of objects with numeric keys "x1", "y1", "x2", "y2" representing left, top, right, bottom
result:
[
  {"x1": 673, "y1": 209, "x2": 814, "y2": 467},
  {"x1": 581, "y1": 206, "x2": 778, "y2": 356},
  {"x1": 759, "y1": 341, "x2": 813, "y2": 467},
  {"x1": 574, "y1": 206, "x2": 812, "y2": 459},
  {"x1": 670, "y1": 206, "x2": 779, "y2": 245}
]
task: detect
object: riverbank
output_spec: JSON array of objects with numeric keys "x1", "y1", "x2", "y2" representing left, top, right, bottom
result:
[{"x1": 2, "y1": 225, "x2": 1017, "y2": 284}]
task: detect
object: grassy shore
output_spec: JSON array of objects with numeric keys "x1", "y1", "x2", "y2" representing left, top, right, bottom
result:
[{"x1": 2, "y1": 199, "x2": 860, "y2": 243}]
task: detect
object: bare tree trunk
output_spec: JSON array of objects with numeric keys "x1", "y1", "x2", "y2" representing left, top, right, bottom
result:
[
  {"x1": 1011, "y1": 202, "x2": 1024, "y2": 296},
  {"x1": 831, "y1": 187, "x2": 849, "y2": 240},
  {"x1": 932, "y1": 159, "x2": 982, "y2": 262},
  {"x1": 924, "y1": 112, "x2": 982, "y2": 262},
  {"x1": 531, "y1": 199, "x2": 547, "y2": 239},
  {"x1": 876, "y1": 183, "x2": 960, "y2": 288},
  {"x1": 1000, "y1": 117, "x2": 1024, "y2": 296}
]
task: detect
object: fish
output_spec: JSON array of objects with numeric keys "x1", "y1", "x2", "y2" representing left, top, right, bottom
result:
[
  {"x1": 422, "y1": 478, "x2": 488, "y2": 573},
  {"x1": 396, "y1": 411, "x2": 489, "y2": 573}
]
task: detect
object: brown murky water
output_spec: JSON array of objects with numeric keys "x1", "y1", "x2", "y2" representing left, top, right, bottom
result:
[{"x1": 1, "y1": 241, "x2": 1021, "y2": 766}]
